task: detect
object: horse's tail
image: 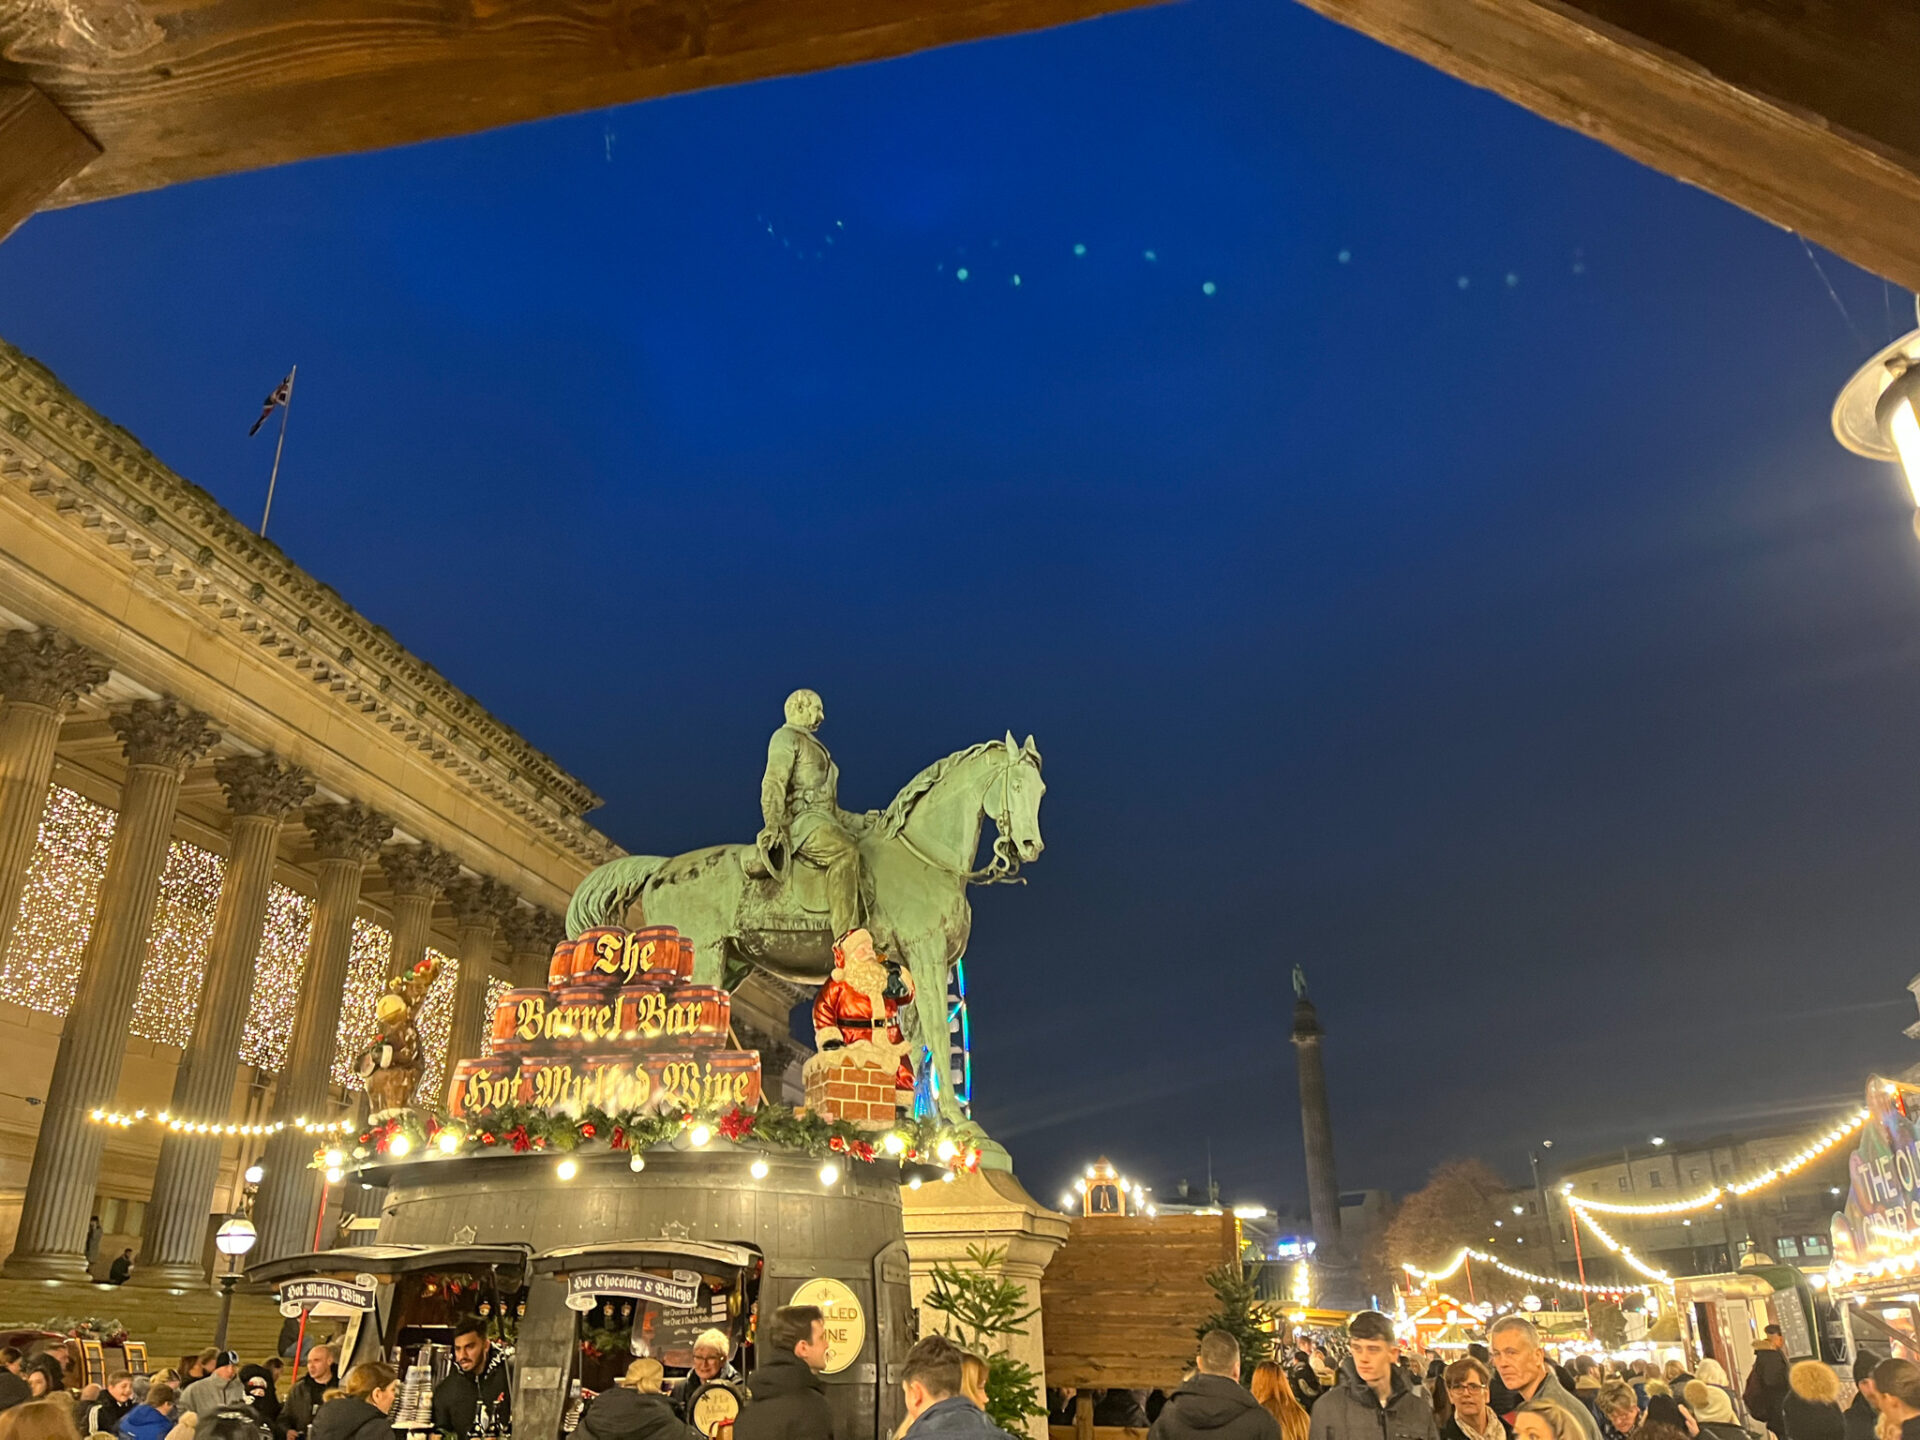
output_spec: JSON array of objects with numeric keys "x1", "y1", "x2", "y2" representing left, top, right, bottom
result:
[{"x1": 565, "y1": 855, "x2": 666, "y2": 937}]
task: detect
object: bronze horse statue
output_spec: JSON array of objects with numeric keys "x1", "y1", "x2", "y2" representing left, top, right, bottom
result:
[{"x1": 565, "y1": 733, "x2": 1045, "y2": 1126}]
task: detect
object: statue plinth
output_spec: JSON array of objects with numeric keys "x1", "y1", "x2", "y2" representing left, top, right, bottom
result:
[{"x1": 804, "y1": 1055, "x2": 902, "y2": 1128}]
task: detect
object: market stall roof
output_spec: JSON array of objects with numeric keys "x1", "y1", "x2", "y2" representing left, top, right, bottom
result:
[
  {"x1": 1673, "y1": 1266, "x2": 1801, "y2": 1303},
  {"x1": 531, "y1": 1240, "x2": 759, "y2": 1273},
  {"x1": 247, "y1": 1243, "x2": 532, "y2": 1288}
]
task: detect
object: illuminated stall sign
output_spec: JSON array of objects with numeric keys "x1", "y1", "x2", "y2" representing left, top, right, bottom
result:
[
  {"x1": 279, "y1": 1276, "x2": 379, "y2": 1315},
  {"x1": 565, "y1": 1271, "x2": 701, "y2": 1311},
  {"x1": 449, "y1": 1050, "x2": 762, "y2": 1119},
  {"x1": 1832, "y1": 1077, "x2": 1920, "y2": 1266}
]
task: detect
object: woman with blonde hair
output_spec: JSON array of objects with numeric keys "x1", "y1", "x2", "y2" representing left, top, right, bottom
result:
[
  {"x1": 959, "y1": 1355, "x2": 990, "y2": 1411},
  {"x1": 1514, "y1": 1400, "x2": 1591, "y2": 1440},
  {"x1": 1783, "y1": 1361, "x2": 1844, "y2": 1440},
  {"x1": 1249, "y1": 1363, "x2": 1309, "y2": 1440},
  {"x1": 309, "y1": 1364, "x2": 398, "y2": 1440}
]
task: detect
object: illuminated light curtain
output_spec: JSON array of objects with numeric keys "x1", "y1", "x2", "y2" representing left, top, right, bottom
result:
[
  {"x1": 478, "y1": 976, "x2": 513, "y2": 1058},
  {"x1": 128, "y1": 840, "x2": 227, "y2": 1047},
  {"x1": 0, "y1": 785, "x2": 117, "y2": 1013},
  {"x1": 239, "y1": 884, "x2": 316, "y2": 1072},
  {"x1": 412, "y1": 949, "x2": 458, "y2": 1105}
]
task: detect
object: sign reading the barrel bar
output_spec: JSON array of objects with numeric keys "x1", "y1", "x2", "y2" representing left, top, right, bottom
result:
[
  {"x1": 565, "y1": 1271, "x2": 700, "y2": 1311},
  {"x1": 278, "y1": 1277, "x2": 378, "y2": 1315}
]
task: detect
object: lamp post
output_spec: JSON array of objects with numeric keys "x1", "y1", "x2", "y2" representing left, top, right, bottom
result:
[
  {"x1": 1834, "y1": 296, "x2": 1920, "y2": 535},
  {"x1": 212, "y1": 1214, "x2": 257, "y2": 1350}
]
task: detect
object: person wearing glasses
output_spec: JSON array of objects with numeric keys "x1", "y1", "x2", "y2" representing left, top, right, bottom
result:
[{"x1": 1440, "y1": 1359, "x2": 1505, "y2": 1440}]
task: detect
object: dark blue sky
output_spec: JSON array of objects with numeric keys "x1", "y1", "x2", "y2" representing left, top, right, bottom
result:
[{"x1": 5, "y1": 0, "x2": 1919, "y2": 1217}]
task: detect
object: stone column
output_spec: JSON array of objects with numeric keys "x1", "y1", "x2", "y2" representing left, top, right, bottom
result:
[
  {"x1": 502, "y1": 904, "x2": 563, "y2": 990},
  {"x1": 252, "y1": 802, "x2": 392, "y2": 1264},
  {"x1": 900, "y1": 1169, "x2": 1069, "y2": 1440},
  {"x1": 381, "y1": 843, "x2": 459, "y2": 982},
  {"x1": 3, "y1": 699, "x2": 218, "y2": 1280},
  {"x1": 136, "y1": 755, "x2": 313, "y2": 1289},
  {"x1": 0, "y1": 628, "x2": 108, "y2": 964},
  {"x1": 445, "y1": 877, "x2": 506, "y2": 1070}
]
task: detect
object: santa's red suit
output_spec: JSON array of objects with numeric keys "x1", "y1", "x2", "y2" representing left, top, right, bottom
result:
[{"x1": 812, "y1": 964, "x2": 915, "y2": 1095}]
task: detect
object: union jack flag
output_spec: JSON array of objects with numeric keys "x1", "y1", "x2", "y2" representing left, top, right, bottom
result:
[{"x1": 248, "y1": 372, "x2": 293, "y2": 436}]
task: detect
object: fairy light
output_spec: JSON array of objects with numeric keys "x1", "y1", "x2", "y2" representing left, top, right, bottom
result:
[
  {"x1": 1570, "y1": 1109, "x2": 1867, "y2": 1216},
  {"x1": 129, "y1": 840, "x2": 227, "y2": 1047},
  {"x1": 0, "y1": 786, "x2": 116, "y2": 1012},
  {"x1": 329, "y1": 919, "x2": 396, "y2": 1090},
  {"x1": 478, "y1": 977, "x2": 512, "y2": 1058},
  {"x1": 1403, "y1": 1248, "x2": 1653, "y2": 1298},
  {"x1": 239, "y1": 885, "x2": 316, "y2": 1072},
  {"x1": 1568, "y1": 1201, "x2": 1671, "y2": 1281}
]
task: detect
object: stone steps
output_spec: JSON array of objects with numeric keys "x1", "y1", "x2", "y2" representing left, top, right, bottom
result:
[{"x1": 0, "y1": 1278, "x2": 289, "y2": 1369}]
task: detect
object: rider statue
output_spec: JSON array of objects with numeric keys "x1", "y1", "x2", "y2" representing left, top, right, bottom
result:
[{"x1": 755, "y1": 688, "x2": 865, "y2": 943}]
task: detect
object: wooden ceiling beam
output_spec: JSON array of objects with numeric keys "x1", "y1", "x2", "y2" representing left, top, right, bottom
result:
[
  {"x1": 0, "y1": 80, "x2": 100, "y2": 241},
  {"x1": 1293, "y1": 0, "x2": 1920, "y2": 292}
]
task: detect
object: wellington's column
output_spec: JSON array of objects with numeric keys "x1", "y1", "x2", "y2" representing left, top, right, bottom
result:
[
  {"x1": 3, "y1": 699, "x2": 218, "y2": 1279},
  {"x1": 0, "y1": 628, "x2": 108, "y2": 963},
  {"x1": 445, "y1": 877, "x2": 506, "y2": 1069},
  {"x1": 503, "y1": 904, "x2": 563, "y2": 989},
  {"x1": 253, "y1": 801, "x2": 392, "y2": 1264},
  {"x1": 136, "y1": 755, "x2": 313, "y2": 1288},
  {"x1": 1289, "y1": 968, "x2": 1344, "y2": 1263}
]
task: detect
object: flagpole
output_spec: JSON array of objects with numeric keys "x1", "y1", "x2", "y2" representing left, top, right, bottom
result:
[{"x1": 260, "y1": 364, "x2": 296, "y2": 537}]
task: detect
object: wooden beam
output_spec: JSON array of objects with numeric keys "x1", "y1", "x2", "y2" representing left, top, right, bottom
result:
[
  {"x1": 0, "y1": 81, "x2": 99, "y2": 241},
  {"x1": 1292, "y1": 0, "x2": 1920, "y2": 291},
  {"x1": 0, "y1": 0, "x2": 1159, "y2": 212}
]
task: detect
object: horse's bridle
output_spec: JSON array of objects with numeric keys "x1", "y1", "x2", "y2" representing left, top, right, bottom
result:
[{"x1": 897, "y1": 756, "x2": 1028, "y2": 885}]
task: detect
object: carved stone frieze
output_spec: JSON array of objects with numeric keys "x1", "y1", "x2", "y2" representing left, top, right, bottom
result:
[
  {"x1": 502, "y1": 904, "x2": 564, "y2": 959},
  {"x1": 447, "y1": 875, "x2": 512, "y2": 933},
  {"x1": 0, "y1": 627, "x2": 108, "y2": 710},
  {"x1": 381, "y1": 841, "x2": 461, "y2": 899}
]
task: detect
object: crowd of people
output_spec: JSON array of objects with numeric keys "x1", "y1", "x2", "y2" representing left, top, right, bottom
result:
[{"x1": 1233, "y1": 1310, "x2": 1920, "y2": 1440}]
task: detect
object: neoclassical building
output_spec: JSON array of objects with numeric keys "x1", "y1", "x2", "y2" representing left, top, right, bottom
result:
[{"x1": 0, "y1": 338, "x2": 805, "y2": 1289}]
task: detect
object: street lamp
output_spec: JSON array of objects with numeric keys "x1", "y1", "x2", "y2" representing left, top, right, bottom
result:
[
  {"x1": 1834, "y1": 297, "x2": 1920, "y2": 532},
  {"x1": 212, "y1": 1215, "x2": 257, "y2": 1349}
]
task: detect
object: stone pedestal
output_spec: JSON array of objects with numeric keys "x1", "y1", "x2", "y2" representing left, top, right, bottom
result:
[
  {"x1": 804, "y1": 1054, "x2": 902, "y2": 1127},
  {"x1": 900, "y1": 1168, "x2": 1069, "y2": 1440}
]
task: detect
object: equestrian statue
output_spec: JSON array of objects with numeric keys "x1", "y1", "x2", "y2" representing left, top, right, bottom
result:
[{"x1": 564, "y1": 689, "x2": 1044, "y2": 1157}]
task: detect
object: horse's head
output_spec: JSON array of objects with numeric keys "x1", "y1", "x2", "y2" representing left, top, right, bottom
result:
[{"x1": 992, "y1": 731, "x2": 1046, "y2": 868}]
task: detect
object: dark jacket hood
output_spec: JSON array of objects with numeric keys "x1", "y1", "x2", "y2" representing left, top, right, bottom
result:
[
  {"x1": 310, "y1": 1396, "x2": 391, "y2": 1440},
  {"x1": 1338, "y1": 1359, "x2": 1412, "y2": 1407},
  {"x1": 1166, "y1": 1375, "x2": 1266, "y2": 1430},
  {"x1": 581, "y1": 1388, "x2": 685, "y2": 1440},
  {"x1": 747, "y1": 1354, "x2": 823, "y2": 1403}
]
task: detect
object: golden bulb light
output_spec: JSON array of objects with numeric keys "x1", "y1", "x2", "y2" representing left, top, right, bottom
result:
[
  {"x1": 882, "y1": 1132, "x2": 906, "y2": 1155},
  {"x1": 323, "y1": 1149, "x2": 344, "y2": 1169},
  {"x1": 750, "y1": 1157, "x2": 770, "y2": 1179},
  {"x1": 819, "y1": 1162, "x2": 841, "y2": 1186},
  {"x1": 324, "y1": 1167, "x2": 344, "y2": 1184},
  {"x1": 387, "y1": 1134, "x2": 411, "y2": 1158},
  {"x1": 629, "y1": 1152, "x2": 646, "y2": 1173},
  {"x1": 936, "y1": 1137, "x2": 959, "y2": 1162},
  {"x1": 436, "y1": 1130, "x2": 461, "y2": 1154},
  {"x1": 688, "y1": 1123, "x2": 713, "y2": 1149},
  {"x1": 556, "y1": 1158, "x2": 578, "y2": 1181}
]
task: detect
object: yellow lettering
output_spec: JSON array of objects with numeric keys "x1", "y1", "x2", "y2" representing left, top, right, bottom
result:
[
  {"x1": 515, "y1": 996, "x2": 545, "y2": 1043},
  {"x1": 637, "y1": 939, "x2": 658, "y2": 974},
  {"x1": 592, "y1": 932, "x2": 623, "y2": 975}
]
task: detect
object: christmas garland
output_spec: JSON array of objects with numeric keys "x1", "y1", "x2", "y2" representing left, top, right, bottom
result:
[{"x1": 313, "y1": 1102, "x2": 981, "y2": 1175}]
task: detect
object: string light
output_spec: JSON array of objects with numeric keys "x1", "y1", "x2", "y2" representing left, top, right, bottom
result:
[
  {"x1": 86, "y1": 1109, "x2": 354, "y2": 1137},
  {"x1": 1567, "y1": 1201, "x2": 1671, "y2": 1281},
  {"x1": 0, "y1": 786, "x2": 116, "y2": 1013},
  {"x1": 240, "y1": 885, "x2": 316, "y2": 1072},
  {"x1": 478, "y1": 977, "x2": 512, "y2": 1058},
  {"x1": 128, "y1": 840, "x2": 227, "y2": 1047},
  {"x1": 1403, "y1": 1249, "x2": 1653, "y2": 1297},
  {"x1": 1567, "y1": 1109, "x2": 1867, "y2": 1216},
  {"x1": 330, "y1": 928, "x2": 458, "y2": 1106}
]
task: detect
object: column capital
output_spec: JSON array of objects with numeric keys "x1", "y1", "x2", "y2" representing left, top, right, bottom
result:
[
  {"x1": 446, "y1": 875, "x2": 510, "y2": 932},
  {"x1": 213, "y1": 754, "x2": 314, "y2": 818},
  {"x1": 110, "y1": 698, "x2": 218, "y2": 772},
  {"x1": 304, "y1": 801, "x2": 393, "y2": 862},
  {"x1": 501, "y1": 904, "x2": 563, "y2": 959},
  {"x1": 381, "y1": 841, "x2": 461, "y2": 899},
  {"x1": 0, "y1": 627, "x2": 108, "y2": 711}
]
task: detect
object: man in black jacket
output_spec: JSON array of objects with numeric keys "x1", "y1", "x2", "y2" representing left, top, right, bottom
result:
[
  {"x1": 1148, "y1": 1331, "x2": 1279, "y2": 1440},
  {"x1": 735, "y1": 1306, "x2": 834, "y2": 1440},
  {"x1": 280, "y1": 1345, "x2": 337, "y2": 1440},
  {"x1": 432, "y1": 1324, "x2": 511, "y2": 1439},
  {"x1": 1305, "y1": 1312, "x2": 1439, "y2": 1440},
  {"x1": 1847, "y1": 1353, "x2": 1884, "y2": 1440}
]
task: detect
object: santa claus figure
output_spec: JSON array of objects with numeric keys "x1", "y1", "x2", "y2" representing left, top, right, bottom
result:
[{"x1": 811, "y1": 927, "x2": 916, "y2": 1108}]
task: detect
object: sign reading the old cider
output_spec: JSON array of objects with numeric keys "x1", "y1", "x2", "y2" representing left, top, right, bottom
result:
[
  {"x1": 278, "y1": 1277, "x2": 378, "y2": 1314},
  {"x1": 449, "y1": 925, "x2": 762, "y2": 1121},
  {"x1": 565, "y1": 1271, "x2": 701, "y2": 1311},
  {"x1": 788, "y1": 1277, "x2": 865, "y2": 1374}
]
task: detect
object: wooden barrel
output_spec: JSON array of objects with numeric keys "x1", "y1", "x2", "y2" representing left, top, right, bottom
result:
[
  {"x1": 447, "y1": 1055, "x2": 522, "y2": 1119},
  {"x1": 488, "y1": 987, "x2": 547, "y2": 1057},
  {"x1": 548, "y1": 982, "x2": 623, "y2": 1046},
  {"x1": 618, "y1": 984, "x2": 731, "y2": 1047}
]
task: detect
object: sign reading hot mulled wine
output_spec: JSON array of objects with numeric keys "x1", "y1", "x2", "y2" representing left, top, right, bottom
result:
[{"x1": 258, "y1": 689, "x2": 1048, "y2": 1440}]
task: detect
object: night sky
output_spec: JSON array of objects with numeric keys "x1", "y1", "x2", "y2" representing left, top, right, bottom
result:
[{"x1": 4, "y1": 0, "x2": 1919, "y2": 1220}]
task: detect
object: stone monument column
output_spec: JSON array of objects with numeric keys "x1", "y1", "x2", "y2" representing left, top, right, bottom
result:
[
  {"x1": 445, "y1": 876, "x2": 505, "y2": 1070},
  {"x1": 252, "y1": 801, "x2": 392, "y2": 1264},
  {"x1": 136, "y1": 755, "x2": 313, "y2": 1288},
  {"x1": 0, "y1": 627, "x2": 108, "y2": 963},
  {"x1": 3, "y1": 698, "x2": 218, "y2": 1279},
  {"x1": 381, "y1": 843, "x2": 459, "y2": 980},
  {"x1": 502, "y1": 904, "x2": 563, "y2": 990}
]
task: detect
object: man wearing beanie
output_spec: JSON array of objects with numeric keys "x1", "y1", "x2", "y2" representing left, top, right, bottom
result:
[{"x1": 180, "y1": 1351, "x2": 249, "y2": 1420}]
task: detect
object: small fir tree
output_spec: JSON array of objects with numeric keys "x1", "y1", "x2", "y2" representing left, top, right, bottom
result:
[
  {"x1": 922, "y1": 1243, "x2": 1048, "y2": 1432},
  {"x1": 1198, "y1": 1262, "x2": 1276, "y2": 1383}
]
